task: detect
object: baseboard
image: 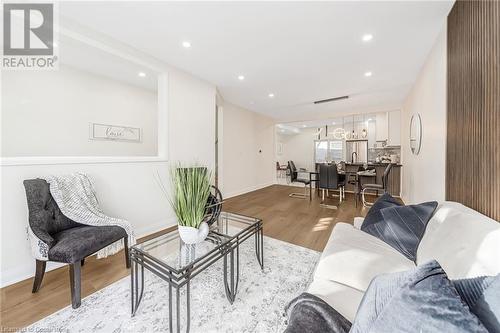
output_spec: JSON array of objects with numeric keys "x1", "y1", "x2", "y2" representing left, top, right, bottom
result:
[
  {"x1": 400, "y1": 194, "x2": 407, "y2": 204},
  {"x1": 135, "y1": 218, "x2": 176, "y2": 238},
  {"x1": 0, "y1": 219, "x2": 176, "y2": 288},
  {"x1": 224, "y1": 181, "x2": 274, "y2": 199}
]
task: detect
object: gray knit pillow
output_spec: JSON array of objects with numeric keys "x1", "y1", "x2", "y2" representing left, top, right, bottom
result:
[
  {"x1": 350, "y1": 260, "x2": 488, "y2": 333},
  {"x1": 453, "y1": 275, "x2": 500, "y2": 333}
]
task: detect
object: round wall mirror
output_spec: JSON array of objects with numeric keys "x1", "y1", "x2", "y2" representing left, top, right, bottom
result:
[{"x1": 410, "y1": 113, "x2": 422, "y2": 155}]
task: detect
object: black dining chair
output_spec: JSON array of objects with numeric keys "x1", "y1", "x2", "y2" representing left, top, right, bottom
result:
[
  {"x1": 361, "y1": 163, "x2": 393, "y2": 206},
  {"x1": 287, "y1": 161, "x2": 310, "y2": 199},
  {"x1": 23, "y1": 179, "x2": 130, "y2": 309},
  {"x1": 318, "y1": 164, "x2": 345, "y2": 209}
]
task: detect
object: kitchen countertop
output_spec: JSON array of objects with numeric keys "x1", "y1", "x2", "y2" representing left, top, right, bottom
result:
[{"x1": 345, "y1": 162, "x2": 403, "y2": 167}]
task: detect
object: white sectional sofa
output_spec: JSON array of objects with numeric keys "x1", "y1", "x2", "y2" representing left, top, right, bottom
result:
[{"x1": 307, "y1": 201, "x2": 500, "y2": 322}]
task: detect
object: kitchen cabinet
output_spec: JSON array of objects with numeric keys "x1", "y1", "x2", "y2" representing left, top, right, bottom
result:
[
  {"x1": 367, "y1": 119, "x2": 376, "y2": 148},
  {"x1": 375, "y1": 110, "x2": 401, "y2": 146},
  {"x1": 375, "y1": 112, "x2": 388, "y2": 142},
  {"x1": 387, "y1": 110, "x2": 401, "y2": 146}
]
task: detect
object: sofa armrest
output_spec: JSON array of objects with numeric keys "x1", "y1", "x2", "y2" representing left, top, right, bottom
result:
[{"x1": 353, "y1": 217, "x2": 364, "y2": 229}]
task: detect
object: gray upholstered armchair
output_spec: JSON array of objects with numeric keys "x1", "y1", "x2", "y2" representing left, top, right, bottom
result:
[{"x1": 23, "y1": 179, "x2": 130, "y2": 309}]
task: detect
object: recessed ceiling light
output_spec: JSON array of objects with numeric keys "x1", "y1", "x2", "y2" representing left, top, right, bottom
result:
[
  {"x1": 302, "y1": 125, "x2": 307, "y2": 128},
  {"x1": 268, "y1": 93, "x2": 275, "y2": 98},
  {"x1": 332, "y1": 122, "x2": 336, "y2": 125},
  {"x1": 238, "y1": 75, "x2": 245, "y2": 81},
  {"x1": 182, "y1": 41, "x2": 191, "y2": 48},
  {"x1": 362, "y1": 34, "x2": 373, "y2": 42},
  {"x1": 364, "y1": 71, "x2": 373, "y2": 77},
  {"x1": 138, "y1": 72, "x2": 146, "y2": 77}
]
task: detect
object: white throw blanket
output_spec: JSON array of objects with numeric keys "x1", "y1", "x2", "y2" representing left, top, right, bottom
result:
[{"x1": 42, "y1": 172, "x2": 136, "y2": 259}]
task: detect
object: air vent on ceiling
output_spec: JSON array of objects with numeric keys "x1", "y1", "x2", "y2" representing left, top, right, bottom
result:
[{"x1": 313, "y1": 95, "x2": 349, "y2": 104}]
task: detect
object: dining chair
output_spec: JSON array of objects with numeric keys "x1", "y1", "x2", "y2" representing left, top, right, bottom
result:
[
  {"x1": 276, "y1": 161, "x2": 287, "y2": 179},
  {"x1": 361, "y1": 163, "x2": 393, "y2": 206},
  {"x1": 287, "y1": 161, "x2": 310, "y2": 199},
  {"x1": 318, "y1": 164, "x2": 345, "y2": 209}
]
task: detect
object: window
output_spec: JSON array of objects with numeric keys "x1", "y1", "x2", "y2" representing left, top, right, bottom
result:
[
  {"x1": 315, "y1": 141, "x2": 328, "y2": 163},
  {"x1": 315, "y1": 140, "x2": 344, "y2": 163},
  {"x1": 329, "y1": 141, "x2": 343, "y2": 161}
]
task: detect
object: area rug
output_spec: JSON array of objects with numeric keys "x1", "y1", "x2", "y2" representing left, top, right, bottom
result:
[{"x1": 28, "y1": 236, "x2": 320, "y2": 333}]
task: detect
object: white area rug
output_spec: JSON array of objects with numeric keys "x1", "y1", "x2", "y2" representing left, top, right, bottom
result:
[{"x1": 29, "y1": 236, "x2": 320, "y2": 333}]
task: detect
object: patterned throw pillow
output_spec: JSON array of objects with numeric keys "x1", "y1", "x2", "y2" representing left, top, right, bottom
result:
[
  {"x1": 362, "y1": 201, "x2": 438, "y2": 261},
  {"x1": 350, "y1": 260, "x2": 488, "y2": 333},
  {"x1": 360, "y1": 193, "x2": 402, "y2": 231}
]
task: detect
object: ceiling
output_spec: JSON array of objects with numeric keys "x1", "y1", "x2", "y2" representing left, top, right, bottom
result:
[
  {"x1": 59, "y1": 1, "x2": 453, "y2": 121},
  {"x1": 277, "y1": 113, "x2": 375, "y2": 135},
  {"x1": 59, "y1": 35, "x2": 158, "y2": 91}
]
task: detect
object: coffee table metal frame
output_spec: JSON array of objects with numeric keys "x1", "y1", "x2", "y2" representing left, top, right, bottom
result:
[{"x1": 129, "y1": 212, "x2": 264, "y2": 333}]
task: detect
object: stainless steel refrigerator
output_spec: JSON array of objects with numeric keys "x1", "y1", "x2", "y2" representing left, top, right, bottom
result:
[{"x1": 345, "y1": 140, "x2": 368, "y2": 163}]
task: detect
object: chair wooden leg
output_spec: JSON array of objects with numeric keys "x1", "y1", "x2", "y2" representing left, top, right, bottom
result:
[
  {"x1": 69, "y1": 261, "x2": 81, "y2": 309},
  {"x1": 124, "y1": 236, "x2": 130, "y2": 268},
  {"x1": 32, "y1": 260, "x2": 46, "y2": 293}
]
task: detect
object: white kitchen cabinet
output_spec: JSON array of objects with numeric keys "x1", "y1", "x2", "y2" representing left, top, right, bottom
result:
[
  {"x1": 375, "y1": 112, "x2": 388, "y2": 142},
  {"x1": 387, "y1": 110, "x2": 401, "y2": 146},
  {"x1": 374, "y1": 111, "x2": 401, "y2": 146},
  {"x1": 365, "y1": 113, "x2": 377, "y2": 148}
]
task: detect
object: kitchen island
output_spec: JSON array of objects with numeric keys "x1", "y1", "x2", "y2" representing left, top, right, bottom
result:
[{"x1": 343, "y1": 162, "x2": 402, "y2": 197}]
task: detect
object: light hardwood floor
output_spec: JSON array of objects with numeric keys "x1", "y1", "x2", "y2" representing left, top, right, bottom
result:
[{"x1": 0, "y1": 184, "x2": 369, "y2": 329}]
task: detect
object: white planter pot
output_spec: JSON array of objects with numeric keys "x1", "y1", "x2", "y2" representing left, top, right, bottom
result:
[{"x1": 178, "y1": 222, "x2": 209, "y2": 244}]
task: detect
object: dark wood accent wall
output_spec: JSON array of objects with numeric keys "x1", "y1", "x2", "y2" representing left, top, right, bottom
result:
[{"x1": 446, "y1": 0, "x2": 500, "y2": 221}]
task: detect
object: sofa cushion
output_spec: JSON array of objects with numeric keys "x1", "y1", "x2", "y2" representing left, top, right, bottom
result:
[
  {"x1": 417, "y1": 202, "x2": 500, "y2": 278},
  {"x1": 353, "y1": 217, "x2": 364, "y2": 229},
  {"x1": 360, "y1": 193, "x2": 402, "y2": 231},
  {"x1": 350, "y1": 260, "x2": 488, "y2": 333},
  {"x1": 49, "y1": 225, "x2": 126, "y2": 263},
  {"x1": 453, "y1": 275, "x2": 500, "y2": 333},
  {"x1": 314, "y1": 223, "x2": 414, "y2": 292},
  {"x1": 362, "y1": 201, "x2": 438, "y2": 261},
  {"x1": 307, "y1": 279, "x2": 364, "y2": 322}
]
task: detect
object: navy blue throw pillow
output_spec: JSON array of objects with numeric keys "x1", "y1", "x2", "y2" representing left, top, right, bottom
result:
[
  {"x1": 360, "y1": 193, "x2": 402, "y2": 231},
  {"x1": 350, "y1": 260, "x2": 488, "y2": 333},
  {"x1": 362, "y1": 201, "x2": 438, "y2": 261},
  {"x1": 453, "y1": 275, "x2": 500, "y2": 333}
]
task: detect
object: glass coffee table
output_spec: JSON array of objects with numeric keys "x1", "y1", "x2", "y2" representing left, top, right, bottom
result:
[{"x1": 129, "y1": 211, "x2": 264, "y2": 333}]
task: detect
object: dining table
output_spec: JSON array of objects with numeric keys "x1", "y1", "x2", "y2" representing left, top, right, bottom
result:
[{"x1": 306, "y1": 169, "x2": 376, "y2": 206}]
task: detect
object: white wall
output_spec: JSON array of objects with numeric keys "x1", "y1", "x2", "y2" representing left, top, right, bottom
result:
[
  {"x1": 0, "y1": 30, "x2": 216, "y2": 287},
  {"x1": 2, "y1": 65, "x2": 158, "y2": 157},
  {"x1": 401, "y1": 24, "x2": 447, "y2": 204},
  {"x1": 221, "y1": 101, "x2": 275, "y2": 198},
  {"x1": 276, "y1": 129, "x2": 316, "y2": 172}
]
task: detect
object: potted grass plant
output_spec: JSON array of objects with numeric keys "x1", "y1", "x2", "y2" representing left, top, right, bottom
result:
[{"x1": 169, "y1": 164, "x2": 212, "y2": 244}]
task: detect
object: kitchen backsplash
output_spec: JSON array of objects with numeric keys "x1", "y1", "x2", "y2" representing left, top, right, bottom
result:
[{"x1": 368, "y1": 147, "x2": 401, "y2": 163}]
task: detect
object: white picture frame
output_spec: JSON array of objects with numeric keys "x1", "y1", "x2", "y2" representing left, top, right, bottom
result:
[
  {"x1": 89, "y1": 123, "x2": 141, "y2": 142},
  {"x1": 277, "y1": 142, "x2": 284, "y2": 155}
]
